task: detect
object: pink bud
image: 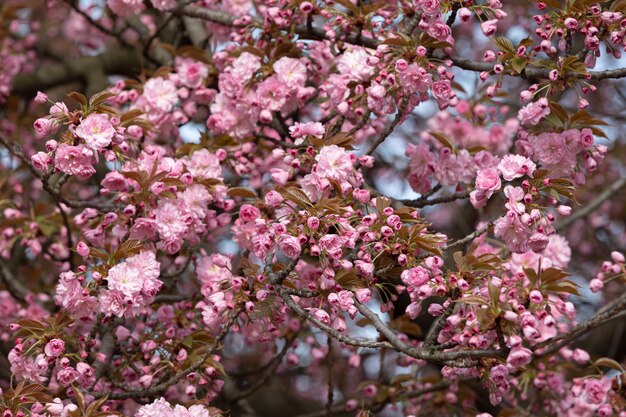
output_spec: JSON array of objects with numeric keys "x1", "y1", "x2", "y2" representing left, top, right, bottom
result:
[
  {"x1": 611, "y1": 251, "x2": 625, "y2": 264},
  {"x1": 34, "y1": 91, "x2": 48, "y2": 104}
]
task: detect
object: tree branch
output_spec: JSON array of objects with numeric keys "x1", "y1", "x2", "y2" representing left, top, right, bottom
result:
[
  {"x1": 178, "y1": 6, "x2": 626, "y2": 81},
  {"x1": 556, "y1": 175, "x2": 626, "y2": 231},
  {"x1": 0, "y1": 258, "x2": 29, "y2": 303},
  {"x1": 534, "y1": 292, "x2": 626, "y2": 357},
  {"x1": 11, "y1": 47, "x2": 142, "y2": 98}
]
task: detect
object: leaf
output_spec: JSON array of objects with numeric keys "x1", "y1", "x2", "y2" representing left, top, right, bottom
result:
[
  {"x1": 227, "y1": 187, "x2": 257, "y2": 198},
  {"x1": 594, "y1": 357, "x2": 625, "y2": 371},
  {"x1": 493, "y1": 36, "x2": 515, "y2": 53},
  {"x1": 428, "y1": 131, "x2": 455, "y2": 150},
  {"x1": 510, "y1": 56, "x2": 528, "y2": 74},
  {"x1": 488, "y1": 282, "x2": 500, "y2": 307},
  {"x1": 89, "y1": 248, "x2": 110, "y2": 261},
  {"x1": 15, "y1": 383, "x2": 47, "y2": 397},
  {"x1": 545, "y1": 280, "x2": 580, "y2": 296},
  {"x1": 375, "y1": 196, "x2": 391, "y2": 214},
  {"x1": 113, "y1": 240, "x2": 143, "y2": 259},
  {"x1": 382, "y1": 37, "x2": 410, "y2": 47},
  {"x1": 280, "y1": 186, "x2": 313, "y2": 208},
  {"x1": 120, "y1": 109, "x2": 144, "y2": 124},
  {"x1": 334, "y1": 269, "x2": 366, "y2": 290},
  {"x1": 122, "y1": 170, "x2": 148, "y2": 186},
  {"x1": 89, "y1": 91, "x2": 116, "y2": 107},
  {"x1": 16, "y1": 319, "x2": 46, "y2": 332},
  {"x1": 67, "y1": 92, "x2": 87, "y2": 107},
  {"x1": 326, "y1": 132, "x2": 353, "y2": 148},
  {"x1": 540, "y1": 267, "x2": 570, "y2": 284},
  {"x1": 73, "y1": 386, "x2": 86, "y2": 411},
  {"x1": 549, "y1": 102, "x2": 569, "y2": 123}
]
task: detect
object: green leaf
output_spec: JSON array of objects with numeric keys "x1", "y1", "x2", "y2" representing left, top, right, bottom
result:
[
  {"x1": 549, "y1": 102, "x2": 569, "y2": 123},
  {"x1": 67, "y1": 92, "x2": 87, "y2": 107},
  {"x1": 428, "y1": 131, "x2": 455, "y2": 150},
  {"x1": 227, "y1": 187, "x2": 257, "y2": 198},
  {"x1": 510, "y1": 56, "x2": 528, "y2": 74},
  {"x1": 594, "y1": 357, "x2": 625, "y2": 371},
  {"x1": 493, "y1": 36, "x2": 515, "y2": 53},
  {"x1": 89, "y1": 91, "x2": 116, "y2": 108}
]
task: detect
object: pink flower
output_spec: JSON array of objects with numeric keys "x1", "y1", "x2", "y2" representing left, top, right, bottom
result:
[
  {"x1": 528, "y1": 232, "x2": 549, "y2": 252},
  {"x1": 355, "y1": 288, "x2": 371, "y2": 303},
  {"x1": 264, "y1": 190, "x2": 284, "y2": 206},
  {"x1": 34, "y1": 91, "x2": 48, "y2": 103},
  {"x1": 471, "y1": 168, "x2": 501, "y2": 208},
  {"x1": 33, "y1": 117, "x2": 54, "y2": 137},
  {"x1": 76, "y1": 241, "x2": 90, "y2": 258},
  {"x1": 353, "y1": 188, "x2": 370, "y2": 203},
  {"x1": 431, "y1": 80, "x2": 457, "y2": 110},
  {"x1": 611, "y1": 251, "x2": 625, "y2": 264},
  {"x1": 273, "y1": 57, "x2": 307, "y2": 88},
  {"x1": 150, "y1": 0, "x2": 176, "y2": 11},
  {"x1": 572, "y1": 348, "x2": 590, "y2": 364},
  {"x1": 401, "y1": 267, "x2": 430, "y2": 287},
  {"x1": 489, "y1": 364, "x2": 509, "y2": 387},
  {"x1": 31, "y1": 152, "x2": 52, "y2": 172},
  {"x1": 101, "y1": 171, "x2": 129, "y2": 192},
  {"x1": 143, "y1": 77, "x2": 178, "y2": 112},
  {"x1": 289, "y1": 121, "x2": 325, "y2": 139},
  {"x1": 507, "y1": 346, "x2": 532, "y2": 368},
  {"x1": 498, "y1": 154, "x2": 536, "y2": 181},
  {"x1": 307, "y1": 216, "x2": 320, "y2": 229},
  {"x1": 476, "y1": 168, "x2": 501, "y2": 194},
  {"x1": 45, "y1": 399, "x2": 64, "y2": 415},
  {"x1": 106, "y1": 251, "x2": 161, "y2": 301},
  {"x1": 355, "y1": 260, "x2": 374, "y2": 278},
  {"x1": 240, "y1": 204, "x2": 261, "y2": 222},
  {"x1": 564, "y1": 17, "x2": 578, "y2": 30},
  {"x1": 56, "y1": 367, "x2": 78, "y2": 386},
  {"x1": 399, "y1": 64, "x2": 432, "y2": 94},
  {"x1": 480, "y1": 19, "x2": 498, "y2": 36},
  {"x1": 186, "y1": 149, "x2": 223, "y2": 180},
  {"x1": 44, "y1": 339, "x2": 65, "y2": 357},
  {"x1": 532, "y1": 132, "x2": 566, "y2": 165},
  {"x1": 518, "y1": 98, "x2": 550, "y2": 126},
  {"x1": 270, "y1": 168, "x2": 290, "y2": 184},
  {"x1": 494, "y1": 211, "x2": 531, "y2": 253},
  {"x1": 583, "y1": 378, "x2": 611, "y2": 404},
  {"x1": 75, "y1": 113, "x2": 115, "y2": 150},
  {"x1": 176, "y1": 57, "x2": 209, "y2": 88},
  {"x1": 279, "y1": 235, "x2": 301, "y2": 259},
  {"x1": 315, "y1": 145, "x2": 354, "y2": 181},
  {"x1": 336, "y1": 48, "x2": 374, "y2": 82},
  {"x1": 54, "y1": 144, "x2": 96, "y2": 180}
]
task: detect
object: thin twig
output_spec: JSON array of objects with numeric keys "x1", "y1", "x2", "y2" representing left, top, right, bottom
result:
[
  {"x1": 446, "y1": 222, "x2": 493, "y2": 252},
  {"x1": 556, "y1": 175, "x2": 626, "y2": 231},
  {"x1": 91, "y1": 307, "x2": 242, "y2": 400}
]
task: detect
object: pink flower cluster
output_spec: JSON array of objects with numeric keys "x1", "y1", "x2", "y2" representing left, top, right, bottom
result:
[
  {"x1": 99, "y1": 251, "x2": 162, "y2": 317},
  {"x1": 136, "y1": 397, "x2": 213, "y2": 417}
]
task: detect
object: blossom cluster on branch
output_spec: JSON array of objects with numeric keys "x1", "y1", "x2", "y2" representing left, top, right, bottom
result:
[{"x1": 1, "y1": 0, "x2": 626, "y2": 416}]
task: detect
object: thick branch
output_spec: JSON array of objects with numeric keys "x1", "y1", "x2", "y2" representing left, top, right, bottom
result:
[
  {"x1": 11, "y1": 47, "x2": 142, "y2": 98},
  {"x1": 178, "y1": 6, "x2": 626, "y2": 81},
  {"x1": 277, "y1": 286, "x2": 394, "y2": 350},
  {"x1": 0, "y1": 258, "x2": 29, "y2": 303}
]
